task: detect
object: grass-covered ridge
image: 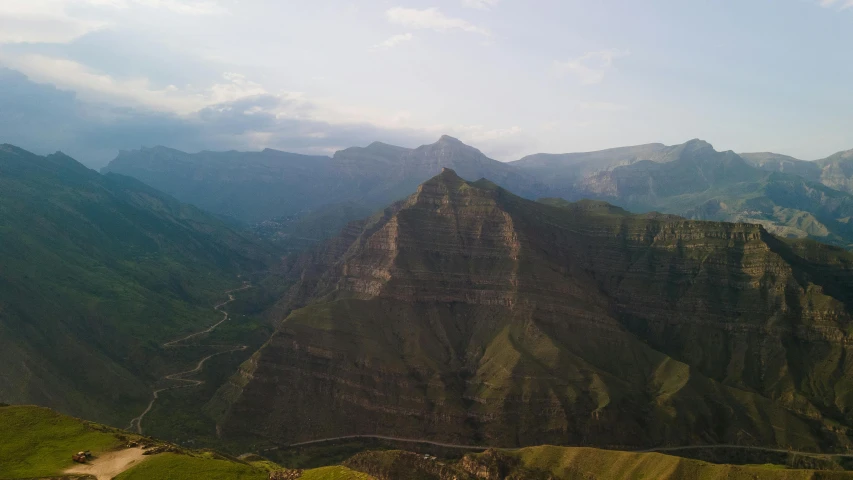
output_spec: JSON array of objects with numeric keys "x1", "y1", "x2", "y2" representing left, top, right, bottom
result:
[
  {"x1": 0, "y1": 404, "x2": 374, "y2": 480},
  {"x1": 0, "y1": 405, "x2": 124, "y2": 478},
  {"x1": 343, "y1": 447, "x2": 853, "y2": 480},
  {"x1": 4, "y1": 404, "x2": 851, "y2": 480}
]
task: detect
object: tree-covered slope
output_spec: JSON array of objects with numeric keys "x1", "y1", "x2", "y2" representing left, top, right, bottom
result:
[
  {"x1": 213, "y1": 169, "x2": 853, "y2": 453},
  {"x1": 0, "y1": 144, "x2": 272, "y2": 425}
]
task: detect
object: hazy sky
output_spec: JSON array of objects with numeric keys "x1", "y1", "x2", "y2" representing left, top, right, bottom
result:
[{"x1": 0, "y1": 0, "x2": 851, "y2": 167}]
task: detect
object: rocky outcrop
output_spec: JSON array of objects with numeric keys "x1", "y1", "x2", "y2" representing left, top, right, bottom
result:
[
  {"x1": 214, "y1": 170, "x2": 853, "y2": 452},
  {"x1": 268, "y1": 469, "x2": 303, "y2": 480}
]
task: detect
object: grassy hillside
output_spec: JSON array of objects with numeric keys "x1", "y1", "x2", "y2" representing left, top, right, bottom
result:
[
  {"x1": 0, "y1": 405, "x2": 124, "y2": 478},
  {"x1": 343, "y1": 447, "x2": 853, "y2": 480},
  {"x1": 506, "y1": 446, "x2": 853, "y2": 480},
  {"x1": 0, "y1": 144, "x2": 274, "y2": 425},
  {"x1": 113, "y1": 453, "x2": 269, "y2": 480},
  {"x1": 0, "y1": 404, "x2": 373, "y2": 480},
  {"x1": 3, "y1": 404, "x2": 850, "y2": 480}
]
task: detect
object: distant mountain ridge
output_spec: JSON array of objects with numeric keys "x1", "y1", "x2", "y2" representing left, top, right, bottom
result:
[
  {"x1": 103, "y1": 136, "x2": 853, "y2": 248},
  {"x1": 742, "y1": 148, "x2": 853, "y2": 195},
  {"x1": 103, "y1": 136, "x2": 544, "y2": 225}
]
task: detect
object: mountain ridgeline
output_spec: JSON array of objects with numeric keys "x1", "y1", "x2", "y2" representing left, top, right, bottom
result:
[
  {"x1": 209, "y1": 168, "x2": 853, "y2": 452},
  {"x1": 104, "y1": 137, "x2": 853, "y2": 249},
  {"x1": 102, "y1": 136, "x2": 541, "y2": 224}
]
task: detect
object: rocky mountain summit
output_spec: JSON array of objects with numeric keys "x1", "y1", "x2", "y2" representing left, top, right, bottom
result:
[{"x1": 211, "y1": 169, "x2": 853, "y2": 452}]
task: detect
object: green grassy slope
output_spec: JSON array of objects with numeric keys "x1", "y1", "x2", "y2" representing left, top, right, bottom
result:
[
  {"x1": 0, "y1": 404, "x2": 371, "y2": 480},
  {"x1": 4, "y1": 405, "x2": 848, "y2": 480},
  {"x1": 114, "y1": 453, "x2": 268, "y2": 480},
  {"x1": 0, "y1": 405, "x2": 124, "y2": 478},
  {"x1": 508, "y1": 446, "x2": 851, "y2": 480},
  {"x1": 0, "y1": 144, "x2": 273, "y2": 425},
  {"x1": 344, "y1": 447, "x2": 853, "y2": 480}
]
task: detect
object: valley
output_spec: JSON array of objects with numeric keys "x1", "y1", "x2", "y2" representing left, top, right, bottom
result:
[
  {"x1": 2, "y1": 2, "x2": 851, "y2": 477},
  {"x1": 6, "y1": 140, "x2": 853, "y2": 478},
  {"x1": 128, "y1": 283, "x2": 252, "y2": 435}
]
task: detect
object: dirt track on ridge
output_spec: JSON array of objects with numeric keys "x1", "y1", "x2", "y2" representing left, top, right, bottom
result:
[{"x1": 63, "y1": 447, "x2": 148, "y2": 480}]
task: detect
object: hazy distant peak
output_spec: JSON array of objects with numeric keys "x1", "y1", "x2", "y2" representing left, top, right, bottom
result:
[
  {"x1": 133, "y1": 145, "x2": 188, "y2": 155},
  {"x1": 681, "y1": 138, "x2": 714, "y2": 151},
  {"x1": 366, "y1": 141, "x2": 395, "y2": 149},
  {"x1": 437, "y1": 134, "x2": 464, "y2": 145},
  {"x1": 0, "y1": 143, "x2": 23, "y2": 153},
  {"x1": 420, "y1": 135, "x2": 484, "y2": 156},
  {"x1": 834, "y1": 148, "x2": 853, "y2": 160}
]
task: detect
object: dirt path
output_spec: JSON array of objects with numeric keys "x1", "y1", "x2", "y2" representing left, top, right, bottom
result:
[
  {"x1": 64, "y1": 447, "x2": 148, "y2": 480},
  {"x1": 127, "y1": 285, "x2": 251, "y2": 434},
  {"x1": 283, "y1": 435, "x2": 853, "y2": 459}
]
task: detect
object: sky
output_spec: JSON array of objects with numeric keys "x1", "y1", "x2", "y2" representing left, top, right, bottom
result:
[{"x1": 0, "y1": 0, "x2": 852, "y2": 168}]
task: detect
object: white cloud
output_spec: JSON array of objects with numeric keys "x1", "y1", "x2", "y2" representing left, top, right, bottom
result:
[
  {"x1": 371, "y1": 33, "x2": 413, "y2": 50},
  {"x1": 123, "y1": 0, "x2": 226, "y2": 15},
  {"x1": 0, "y1": 1, "x2": 106, "y2": 43},
  {"x1": 1, "y1": 52, "x2": 429, "y2": 133},
  {"x1": 818, "y1": 0, "x2": 853, "y2": 9},
  {"x1": 579, "y1": 101, "x2": 628, "y2": 111},
  {"x1": 386, "y1": 7, "x2": 490, "y2": 36},
  {"x1": 0, "y1": 0, "x2": 225, "y2": 44},
  {"x1": 447, "y1": 124, "x2": 522, "y2": 142},
  {"x1": 553, "y1": 49, "x2": 630, "y2": 85},
  {"x1": 0, "y1": 54, "x2": 264, "y2": 113},
  {"x1": 462, "y1": 0, "x2": 499, "y2": 10}
]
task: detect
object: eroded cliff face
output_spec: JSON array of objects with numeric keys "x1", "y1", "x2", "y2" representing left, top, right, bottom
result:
[{"x1": 213, "y1": 169, "x2": 853, "y2": 451}]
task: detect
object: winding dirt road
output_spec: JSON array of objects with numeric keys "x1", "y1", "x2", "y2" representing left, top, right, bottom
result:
[{"x1": 127, "y1": 284, "x2": 251, "y2": 434}]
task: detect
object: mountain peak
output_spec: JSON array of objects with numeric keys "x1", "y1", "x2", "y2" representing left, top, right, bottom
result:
[
  {"x1": 427, "y1": 167, "x2": 463, "y2": 185},
  {"x1": 683, "y1": 138, "x2": 714, "y2": 151},
  {"x1": 419, "y1": 134, "x2": 483, "y2": 156},
  {"x1": 414, "y1": 168, "x2": 468, "y2": 199},
  {"x1": 437, "y1": 134, "x2": 464, "y2": 145},
  {"x1": 439, "y1": 167, "x2": 459, "y2": 178}
]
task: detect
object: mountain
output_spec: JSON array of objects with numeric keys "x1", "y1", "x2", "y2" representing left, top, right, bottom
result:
[
  {"x1": 104, "y1": 137, "x2": 853, "y2": 250},
  {"x1": 210, "y1": 169, "x2": 853, "y2": 453},
  {"x1": 511, "y1": 142, "x2": 671, "y2": 193},
  {"x1": 102, "y1": 136, "x2": 544, "y2": 227},
  {"x1": 513, "y1": 140, "x2": 853, "y2": 248},
  {"x1": 742, "y1": 149, "x2": 853, "y2": 196},
  {"x1": 0, "y1": 144, "x2": 272, "y2": 425}
]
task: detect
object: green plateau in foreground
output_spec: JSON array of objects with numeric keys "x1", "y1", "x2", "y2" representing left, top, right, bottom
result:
[{"x1": 3, "y1": 405, "x2": 853, "y2": 480}]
